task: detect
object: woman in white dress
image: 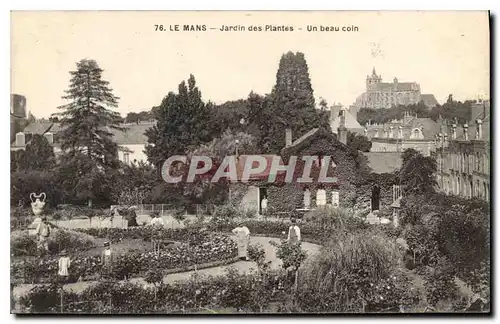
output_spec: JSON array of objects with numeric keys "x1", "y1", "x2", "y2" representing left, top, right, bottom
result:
[{"x1": 232, "y1": 222, "x2": 251, "y2": 261}]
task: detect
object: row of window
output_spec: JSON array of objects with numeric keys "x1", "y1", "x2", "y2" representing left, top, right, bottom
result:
[
  {"x1": 303, "y1": 189, "x2": 340, "y2": 208},
  {"x1": 439, "y1": 151, "x2": 489, "y2": 175},
  {"x1": 440, "y1": 176, "x2": 489, "y2": 201}
]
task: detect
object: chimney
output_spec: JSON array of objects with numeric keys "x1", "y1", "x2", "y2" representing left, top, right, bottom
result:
[
  {"x1": 463, "y1": 124, "x2": 469, "y2": 141},
  {"x1": 337, "y1": 110, "x2": 347, "y2": 145},
  {"x1": 452, "y1": 123, "x2": 457, "y2": 140},
  {"x1": 44, "y1": 132, "x2": 54, "y2": 145},
  {"x1": 15, "y1": 132, "x2": 25, "y2": 147},
  {"x1": 476, "y1": 119, "x2": 483, "y2": 140},
  {"x1": 285, "y1": 128, "x2": 292, "y2": 147}
]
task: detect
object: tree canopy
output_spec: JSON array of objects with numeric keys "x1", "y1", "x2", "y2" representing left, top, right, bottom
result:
[
  {"x1": 145, "y1": 74, "x2": 212, "y2": 169},
  {"x1": 53, "y1": 59, "x2": 124, "y2": 169},
  {"x1": 400, "y1": 149, "x2": 437, "y2": 194}
]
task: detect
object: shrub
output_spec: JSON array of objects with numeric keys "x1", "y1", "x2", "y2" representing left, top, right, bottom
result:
[
  {"x1": 436, "y1": 206, "x2": 490, "y2": 277},
  {"x1": 304, "y1": 207, "x2": 367, "y2": 232},
  {"x1": 403, "y1": 225, "x2": 441, "y2": 267},
  {"x1": 248, "y1": 243, "x2": 271, "y2": 273},
  {"x1": 11, "y1": 228, "x2": 97, "y2": 257},
  {"x1": 270, "y1": 240, "x2": 307, "y2": 271},
  {"x1": 295, "y1": 230, "x2": 402, "y2": 312},
  {"x1": 11, "y1": 231, "x2": 38, "y2": 256},
  {"x1": 424, "y1": 258, "x2": 460, "y2": 308}
]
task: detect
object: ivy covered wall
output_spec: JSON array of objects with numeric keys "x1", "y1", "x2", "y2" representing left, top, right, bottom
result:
[{"x1": 229, "y1": 129, "x2": 401, "y2": 216}]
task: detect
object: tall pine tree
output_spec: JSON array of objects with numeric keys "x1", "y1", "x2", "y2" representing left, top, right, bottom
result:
[
  {"x1": 53, "y1": 59, "x2": 123, "y2": 207},
  {"x1": 145, "y1": 74, "x2": 211, "y2": 169},
  {"x1": 54, "y1": 59, "x2": 124, "y2": 168}
]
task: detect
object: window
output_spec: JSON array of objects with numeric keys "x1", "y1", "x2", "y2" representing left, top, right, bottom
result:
[
  {"x1": 331, "y1": 190, "x2": 340, "y2": 207},
  {"x1": 303, "y1": 189, "x2": 311, "y2": 209},
  {"x1": 410, "y1": 128, "x2": 423, "y2": 139},
  {"x1": 123, "y1": 153, "x2": 130, "y2": 164},
  {"x1": 316, "y1": 189, "x2": 327, "y2": 207}
]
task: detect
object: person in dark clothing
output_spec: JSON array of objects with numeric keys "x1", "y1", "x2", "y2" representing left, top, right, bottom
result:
[{"x1": 127, "y1": 206, "x2": 139, "y2": 227}]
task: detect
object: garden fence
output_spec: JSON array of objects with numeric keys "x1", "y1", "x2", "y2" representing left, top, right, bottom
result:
[{"x1": 136, "y1": 204, "x2": 218, "y2": 217}]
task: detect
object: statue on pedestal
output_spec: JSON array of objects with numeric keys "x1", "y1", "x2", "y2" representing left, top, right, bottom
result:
[{"x1": 28, "y1": 193, "x2": 46, "y2": 236}]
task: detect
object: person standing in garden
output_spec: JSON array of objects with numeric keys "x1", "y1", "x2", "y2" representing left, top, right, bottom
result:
[
  {"x1": 232, "y1": 222, "x2": 251, "y2": 261},
  {"x1": 287, "y1": 218, "x2": 301, "y2": 244},
  {"x1": 127, "y1": 206, "x2": 140, "y2": 227},
  {"x1": 100, "y1": 241, "x2": 114, "y2": 278},
  {"x1": 35, "y1": 217, "x2": 51, "y2": 254},
  {"x1": 261, "y1": 196, "x2": 268, "y2": 216},
  {"x1": 150, "y1": 212, "x2": 165, "y2": 227},
  {"x1": 58, "y1": 250, "x2": 71, "y2": 283}
]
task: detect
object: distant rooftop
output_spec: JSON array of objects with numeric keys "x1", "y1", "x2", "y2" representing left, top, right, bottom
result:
[{"x1": 363, "y1": 152, "x2": 402, "y2": 174}]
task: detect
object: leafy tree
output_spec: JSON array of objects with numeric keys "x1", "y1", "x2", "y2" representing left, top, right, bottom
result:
[
  {"x1": 125, "y1": 112, "x2": 140, "y2": 124},
  {"x1": 268, "y1": 51, "x2": 330, "y2": 152},
  {"x1": 145, "y1": 74, "x2": 212, "y2": 168},
  {"x1": 52, "y1": 59, "x2": 124, "y2": 170},
  {"x1": 429, "y1": 99, "x2": 473, "y2": 124},
  {"x1": 111, "y1": 162, "x2": 158, "y2": 204},
  {"x1": 183, "y1": 130, "x2": 258, "y2": 205},
  {"x1": 357, "y1": 101, "x2": 430, "y2": 126},
  {"x1": 125, "y1": 111, "x2": 154, "y2": 124},
  {"x1": 11, "y1": 135, "x2": 56, "y2": 174},
  {"x1": 347, "y1": 131, "x2": 372, "y2": 152},
  {"x1": 211, "y1": 99, "x2": 249, "y2": 136},
  {"x1": 400, "y1": 149, "x2": 437, "y2": 194},
  {"x1": 318, "y1": 98, "x2": 329, "y2": 111},
  {"x1": 11, "y1": 171, "x2": 61, "y2": 207},
  {"x1": 56, "y1": 153, "x2": 116, "y2": 207}
]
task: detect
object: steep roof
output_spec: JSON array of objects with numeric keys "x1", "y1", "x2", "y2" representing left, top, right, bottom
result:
[
  {"x1": 373, "y1": 82, "x2": 418, "y2": 92},
  {"x1": 412, "y1": 118, "x2": 442, "y2": 140},
  {"x1": 22, "y1": 122, "x2": 53, "y2": 135},
  {"x1": 330, "y1": 109, "x2": 364, "y2": 135},
  {"x1": 363, "y1": 152, "x2": 402, "y2": 174},
  {"x1": 20, "y1": 122, "x2": 154, "y2": 145},
  {"x1": 110, "y1": 123, "x2": 153, "y2": 145},
  {"x1": 421, "y1": 94, "x2": 438, "y2": 107},
  {"x1": 288, "y1": 128, "x2": 320, "y2": 148}
]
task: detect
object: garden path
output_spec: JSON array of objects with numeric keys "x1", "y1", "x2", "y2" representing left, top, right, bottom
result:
[{"x1": 13, "y1": 236, "x2": 321, "y2": 299}]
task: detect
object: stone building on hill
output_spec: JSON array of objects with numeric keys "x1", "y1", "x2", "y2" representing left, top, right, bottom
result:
[{"x1": 352, "y1": 68, "x2": 438, "y2": 110}]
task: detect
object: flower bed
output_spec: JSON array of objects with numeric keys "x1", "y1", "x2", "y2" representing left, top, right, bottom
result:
[
  {"x1": 18, "y1": 269, "x2": 290, "y2": 314},
  {"x1": 11, "y1": 229, "x2": 97, "y2": 257},
  {"x1": 76, "y1": 226, "x2": 213, "y2": 244},
  {"x1": 11, "y1": 232, "x2": 237, "y2": 284}
]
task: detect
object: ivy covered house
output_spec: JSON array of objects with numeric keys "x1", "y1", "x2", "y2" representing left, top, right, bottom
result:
[{"x1": 231, "y1": 111, "x2": 404, "y2": 222}]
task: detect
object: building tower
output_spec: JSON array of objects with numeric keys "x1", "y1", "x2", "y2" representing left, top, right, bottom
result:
[{"x1": 366, "y1": 67, "x2": 382, "y2": 92}]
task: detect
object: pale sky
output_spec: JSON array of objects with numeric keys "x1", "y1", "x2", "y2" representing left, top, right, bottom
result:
[{"x1": 11, "y1": 11, "x2": 490, "y2": 118}]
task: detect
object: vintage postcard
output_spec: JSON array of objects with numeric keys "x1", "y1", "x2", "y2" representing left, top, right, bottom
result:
[{"x1": 10, "y1": 11, "x2": 490, "y2": 314}]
